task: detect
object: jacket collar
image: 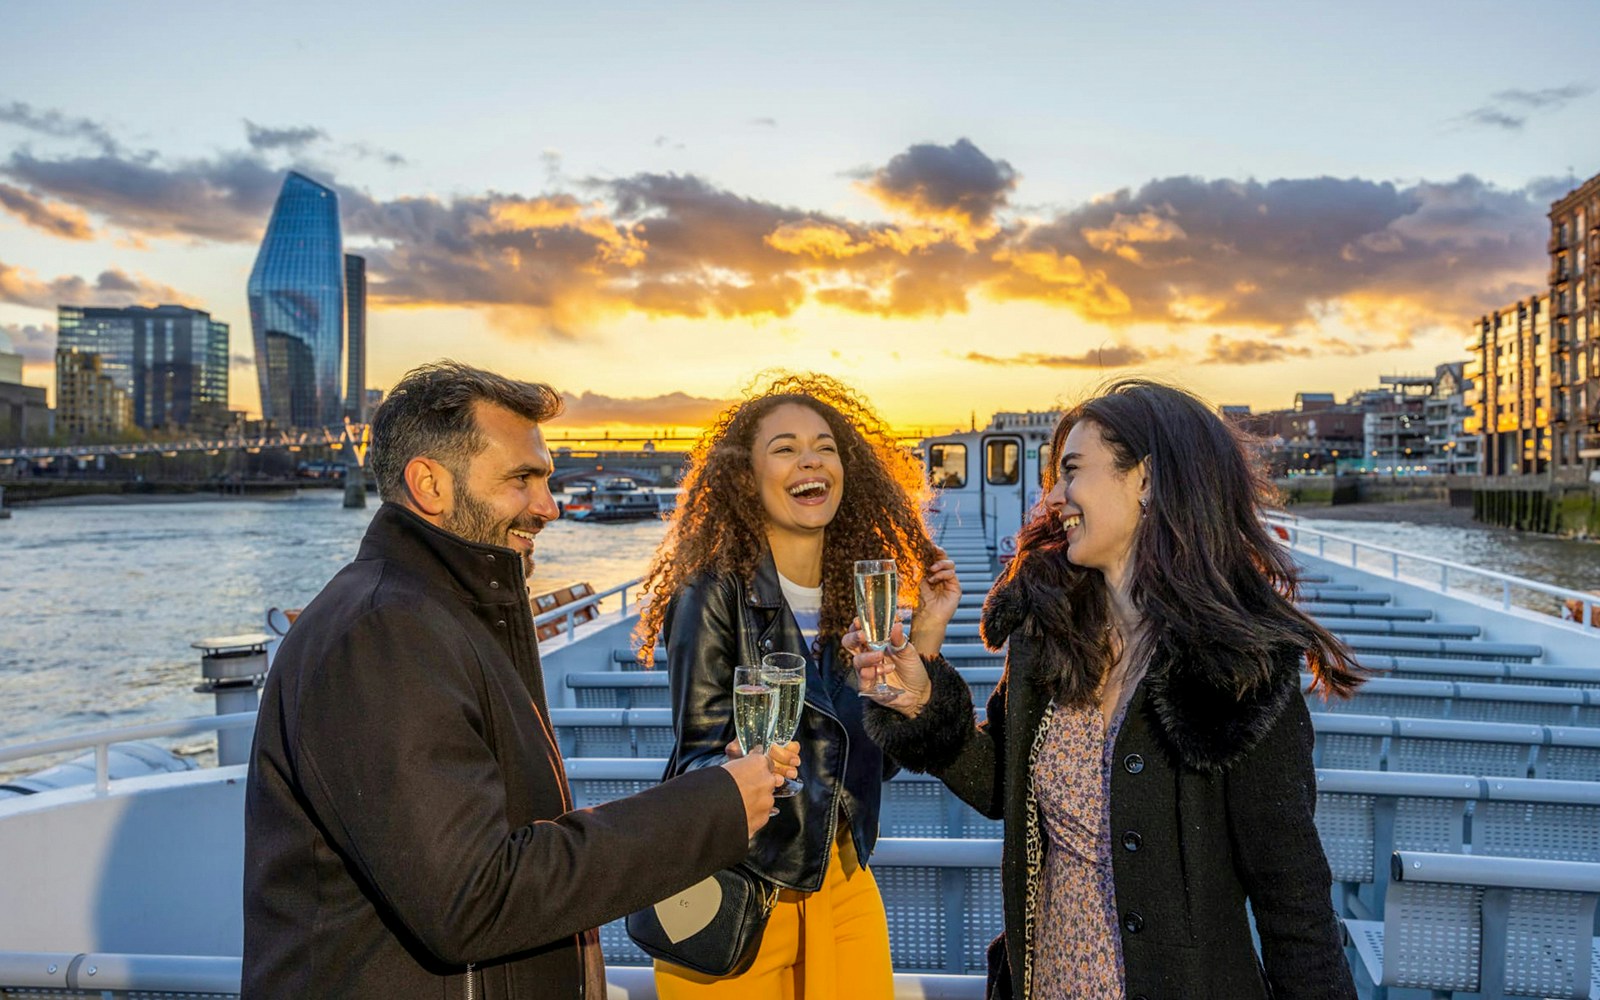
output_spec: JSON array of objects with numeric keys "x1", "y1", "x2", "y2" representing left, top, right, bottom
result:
[
  {"x1": 746, "y1": 548, "x2": 786, "y2": 609},
  {"x1": 981, "y1": 568, "x2": 1301, "y2": 773},
  {"x1": 358, "y1": 502, "x2": 528, "y2": 607}
]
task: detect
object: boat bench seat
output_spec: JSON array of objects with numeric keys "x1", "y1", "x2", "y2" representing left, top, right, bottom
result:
[
  {"x1": 1300, "y1": 602, "x2": 1434, "y2": 621},
  {"x1": 1300, "y1": 587, "x2": 1389, "y2": 604},
  {"x1": 1317, "y1": 770, "x2": 1600, "y2": 921},
  {"x1": 1328, "y1": 619, "x2": 1481, "y2": 639},
  {"x1": 1345, "y1": 851, "x2": 1600, "y2": 999},
  {"x1": 1331, "y1": 634, "x2": 1542, "y2": 661},
  {"x1": 1352, "y1": 653, "x2": 1600, "y2": 689},
  {"x1": 1309, "y1": 675, "x2": 1597, "y2": 727},
  {"x1": 1309, "y1": 712, "x2": 1600, "y2": 781}
]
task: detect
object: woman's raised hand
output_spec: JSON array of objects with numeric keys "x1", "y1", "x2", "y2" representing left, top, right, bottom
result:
[
  {"x1": 725, "y1": 739, "x2": 801, "y2": 784},
  {"x1": 844, "y1": 617, "x2": 931, "y2": 717},
  {"x1": 911, "y1": 547, "x2": 961, "y2": 658}
]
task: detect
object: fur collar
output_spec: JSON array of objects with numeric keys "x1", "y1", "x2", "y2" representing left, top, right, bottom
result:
[{"x1": 981, "y1": 572, "x2": 1301, "y2": 773}]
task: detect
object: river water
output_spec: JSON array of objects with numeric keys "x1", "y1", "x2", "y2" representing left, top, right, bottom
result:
[
  {"x1": 0, "y1": 491, "x2": 669, "y2": 751},
  {"x1": 1, "y1": 494, "x2": 1597, "y2": 754}
]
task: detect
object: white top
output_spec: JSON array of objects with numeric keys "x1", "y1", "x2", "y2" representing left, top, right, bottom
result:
[{"x1": 776, "y1": 570, "x2": 822, "y2": 643}]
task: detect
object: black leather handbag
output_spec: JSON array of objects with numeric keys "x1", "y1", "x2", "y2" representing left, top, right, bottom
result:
[{"x1": 625, "y1": 864, "x2": 779, "y2": 977}]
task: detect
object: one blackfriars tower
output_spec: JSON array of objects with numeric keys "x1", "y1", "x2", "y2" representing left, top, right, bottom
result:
[{"x1": 249, "y1": 172, "x2": 345, "y2": 429}]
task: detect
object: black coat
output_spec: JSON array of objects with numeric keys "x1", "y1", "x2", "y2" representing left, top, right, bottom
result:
[
  {"x1": 243, "y1": 504, "x2": 750, "y2": 1000},
  {"x1": 866, "y1": 578, "x2": 1356, "y2": 1000},
  {"x1": 662, "y1": 552, "x2": 892, "y2": 891}
]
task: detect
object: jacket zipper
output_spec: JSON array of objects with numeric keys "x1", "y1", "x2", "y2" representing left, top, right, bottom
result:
[{"x1": 465, "y1": 962, "x2": 478, "y2": 1000}]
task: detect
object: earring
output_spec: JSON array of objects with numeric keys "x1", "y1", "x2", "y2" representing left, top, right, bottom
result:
[{"x1": 1138, "y1": 496, "x2": 1149, "y2": 516}]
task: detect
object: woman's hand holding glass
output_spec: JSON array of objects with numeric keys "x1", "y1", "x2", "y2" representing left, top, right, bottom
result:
[{"x1": 844, "y1": 616, "x2": 931, "y2": 715}]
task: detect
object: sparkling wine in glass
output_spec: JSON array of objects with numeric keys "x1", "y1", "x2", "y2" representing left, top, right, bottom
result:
[
  {"x1": 853, "y1": 559, "x2": 903, "y2": 700},
  {"x1": 760, "y1": 652, "x2": 806, "y2": 797},
  {"x1": 731, "y1": 666, "x2": 776, "y2": 756}
]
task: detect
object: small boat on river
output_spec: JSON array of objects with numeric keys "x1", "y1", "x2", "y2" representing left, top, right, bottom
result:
[{"x1": 562, "y1": 476, "x2": 665, "y2": 523}]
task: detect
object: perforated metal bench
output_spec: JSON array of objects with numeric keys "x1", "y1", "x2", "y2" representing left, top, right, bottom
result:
[
  {"x1": 1310, "y1": 675, "x2": 1595, "y2": 727},
  {"x1": 1389, "y1": 718, "x2": 1544, "y2": 779},
  {"x1": 1300, "y1": 602, "x2": 1434, "y2": 621},
  {"x1": 1345, "y1": 850, "x2": 1600, "y2": 1000},
  {"x1": 1542, "y1": 727, "x2": 1600, "y2": 781},
  {"x1": 1474, "y1": 776, "x2": 1600, "y2": 864},
  {"x1": 1314, "y1": 769, "x2": 1477, "y2": 920},
  {"x1": 1333, "y1": 635, "x2": 1545, "y2": 663}
]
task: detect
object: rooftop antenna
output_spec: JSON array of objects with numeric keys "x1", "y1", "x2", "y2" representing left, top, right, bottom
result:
[{"x1": 970, "y1": 411, "x2": 976, "y2": 432}]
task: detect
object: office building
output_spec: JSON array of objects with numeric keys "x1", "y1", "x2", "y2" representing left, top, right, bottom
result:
[
  {"x1": 55, "y1": 304, "x2": 229, "y2": 432},
  {"x1": 344, "y1": 253, "x2": 367, "y2": 423},
  {"x1": 248, "y1": 171, "x2": 345, "y2": 428}
]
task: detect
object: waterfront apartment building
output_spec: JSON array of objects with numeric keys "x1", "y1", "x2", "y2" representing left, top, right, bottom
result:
[
  {"x1": 55, "y1": 304, "x2": 230, "y2": 433},
  {"x1": 1464, "y1": 293, "x2": 1552, "y2": 476},
  {"x1": 55, "y1": 347, "x2": 133, "y2": 439},
  {"x1": 1548, "y1": 172, "x2": 1600, "y2": 476},
  {"x1": 343, "y1": 253, "x2": 367, "y2": 423},
  {"x1": 248, "y1": 171, "x2": 345, "y2": 429},
  {"x1": 1423, "y1": 362, "x2": 1479, "y2": 476}
]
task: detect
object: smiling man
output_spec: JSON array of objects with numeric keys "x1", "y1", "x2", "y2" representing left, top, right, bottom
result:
[{"x1": 243, "y1": 361, "x2": 782, "y2": 999}]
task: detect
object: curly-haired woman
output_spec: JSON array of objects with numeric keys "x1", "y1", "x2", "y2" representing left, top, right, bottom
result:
[
  {"x1": 636, "y1": 373, "x2": 961, "y2": 1000},
  {"x1": 851, "y1": 379, "x2": 1363, "y2": 1000}
]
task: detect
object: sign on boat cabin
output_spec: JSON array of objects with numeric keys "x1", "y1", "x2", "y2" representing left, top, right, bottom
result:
[{"x1": 919, "y1": 411, "x2": 1059, "y2": 561}]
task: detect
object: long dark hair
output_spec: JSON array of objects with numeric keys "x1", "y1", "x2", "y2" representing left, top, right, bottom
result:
[
  {"x1": 635, "y1": 372, "x2": 936, "y2": 664},
  {"x1": 1002, "y1": 378, "x2": 1362, "y2": 707}
]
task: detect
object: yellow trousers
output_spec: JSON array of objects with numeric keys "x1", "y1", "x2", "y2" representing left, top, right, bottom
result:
[{"x1": 653, "y1": 828, "x2": 894, "y2": 1000}]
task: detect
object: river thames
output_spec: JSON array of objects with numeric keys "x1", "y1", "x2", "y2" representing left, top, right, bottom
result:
[{"x1": 1, "y1": 492, "x2": 1597, "y2": 753}]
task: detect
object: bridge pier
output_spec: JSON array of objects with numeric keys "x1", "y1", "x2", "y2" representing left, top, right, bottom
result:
[{"x1": 342, "y1": 458, "x2": 366, "y2": 509}]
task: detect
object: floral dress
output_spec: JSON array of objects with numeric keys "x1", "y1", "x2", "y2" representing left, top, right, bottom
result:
[{"x1": 1029, "y1": 701, "x2": 1127, "y2": 999}]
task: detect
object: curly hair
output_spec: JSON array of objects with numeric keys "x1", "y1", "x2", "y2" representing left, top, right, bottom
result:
[{"x1": 635, "y1": 372, "x2": 936, "y2": 666}]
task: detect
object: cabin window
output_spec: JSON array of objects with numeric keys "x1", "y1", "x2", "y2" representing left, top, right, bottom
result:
[
  {"x1": 929, "y1": 444, "x2": 967, "y2": 489},
  {"x1": 985, "y1": 440, "x2": 1019, "y2": 486},
  {"x1": 1038, "y1": 442, "x2": 1053, "y2": 488}
]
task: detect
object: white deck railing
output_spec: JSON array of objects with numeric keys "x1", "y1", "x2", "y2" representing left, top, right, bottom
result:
[
  {"x1": 1265, "y1": 515, "x2": 1599, "y2": 628},
  {"x1": 0, "y1": 713, "x2": 257, "y2": 793}
]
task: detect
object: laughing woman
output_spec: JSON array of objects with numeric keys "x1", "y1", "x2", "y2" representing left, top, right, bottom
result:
[
  {"x1": 635, "y1": 373, "x2": 961, "y2": 1000},
  {"x1": 852, "y1": 379, "x2": 1362, "y2": 1000}
]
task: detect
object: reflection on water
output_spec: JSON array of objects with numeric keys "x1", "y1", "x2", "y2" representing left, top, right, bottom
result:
[
  {"x1": 1290, "y1": 514, "x2": 1600, "y2": 617},
  {"x1": 0, "y1": 492, "x2": 666, "y2": 748}
]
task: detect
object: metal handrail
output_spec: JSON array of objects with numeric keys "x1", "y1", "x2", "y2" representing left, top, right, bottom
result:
[
  {"x1": 1266, "y1": 515, "x2": 1600, "y2": 628},
  {"x1": 0, "y1": 712, "x2": 256, "y2": 792},
  {"x1": 532, "y1": 575, "x2": 645, "y2": 642},
  {"x1": 0, "y1": 951, "x2": 240, "y2": 994}
]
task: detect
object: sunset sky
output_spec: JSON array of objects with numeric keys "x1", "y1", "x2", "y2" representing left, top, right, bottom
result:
[{"x1": 2, "y1": 1, "x2": 1597, "y2": 436}]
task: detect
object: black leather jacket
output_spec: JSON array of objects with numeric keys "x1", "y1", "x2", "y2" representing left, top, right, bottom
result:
[{"x1": 662, "y1": 551, "x2": 895, "y2": 892}]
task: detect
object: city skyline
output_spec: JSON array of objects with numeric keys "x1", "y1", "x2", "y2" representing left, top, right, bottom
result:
[{"x1": 2, "y1": 1, "x2": 1599, "y2": 435}]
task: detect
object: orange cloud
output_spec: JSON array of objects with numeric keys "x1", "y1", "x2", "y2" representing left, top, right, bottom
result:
[{"x1": 0, "y1": 182, "x2": 94, "y2": 240}]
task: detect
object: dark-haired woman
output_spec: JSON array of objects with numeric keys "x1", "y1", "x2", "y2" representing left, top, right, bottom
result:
[
  {"x1": 636, "y1": 373, "x2": 961, "y2": 1000},
  {"x1": 851, "y1": 379, "x2": 1361, "y2": 1000}
]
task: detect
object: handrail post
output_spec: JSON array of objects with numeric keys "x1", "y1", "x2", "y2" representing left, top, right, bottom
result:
[
  {"x1": 94, "y1": 744, "x2": 109, "y2": 794},
  {"x1": 1391, "y1": 552, "x2": 1399, "y2": 578},
  {"x1": 1502, "y1": 580, "x2": 1511, "y2": 610}
]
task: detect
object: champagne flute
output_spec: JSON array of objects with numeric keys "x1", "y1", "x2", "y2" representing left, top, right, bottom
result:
[
  {"x1": 760, "y1": 652, "x2": 806, "y2": 797},
  {"x1": 731, "y1": 666, "x2": 776, "y2": 756},
  {"x1": 853, "y1": 559, "x2": 903, "y2": 700}
]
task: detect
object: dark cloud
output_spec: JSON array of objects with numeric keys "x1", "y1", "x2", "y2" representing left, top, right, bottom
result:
[
  {"x1": 0, "y1": 101, "x2": 119, "y2": 154},
  {"x1": 750, "y1": 117, "x2": 778, "y2": 127},
  {"x1": 2, "y1": 149, "x2": 282, "y2": 242},
  {"x1": 558, "y1": 390, "x2": 732, "y2": 427},
  {"x1": 346, "y1": 142, "x2": 407, "y2": 167},
  {"x1": 229, "y1": 352, "x2": 256, "y2": 369},
  {"x1": 0, "y1": 259, "x2": 199, "y2": 311},
  {"x1": 861, "y1": 138, "x2": 1018, "y2": 229},
  {"x1": 0, "y1": 127, "x2": 1550, "y2": 359},
  {"x1": 0, "y1": 323, "x2": 56, "y2": 363},
  {"x1": 244, "y1": 120, "x2": 327, "y2": 152},
  {"x1": 997, "y1": 174, "x2": 1545, "y2": 339},
  {"x1": 1462, "y1": 107, "x2": 1525, "y2": 131},
  {"x1": 1458, "y1": 82, "x2": 1592, "y2": 131},
  {"x1": 0, "y1": 181, "x2": 94, "y2": 239},
  {"x1": 1492, "y1": 84, "x2": 1593, "y2": 109},
  {"x1": 1201, "y1": 335, "x2": 1314, "y2": 365},
  {"x1": 965, "y1": 346, "x2": 1154, "y2": 368}
]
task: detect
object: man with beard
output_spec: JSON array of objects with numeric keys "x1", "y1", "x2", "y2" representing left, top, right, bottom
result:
[{"x1": 243, "y1": 361, "x2": 785, "y2": 999}]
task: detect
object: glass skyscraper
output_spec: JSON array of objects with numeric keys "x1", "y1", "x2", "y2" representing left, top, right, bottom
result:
[
  {"x1": 56, "y1": 304, "x2": 230, "y2": 431},
  {"x1": 344, "y1": 253, "x2": 367, "y2": 423},
  {"x1": 248, "y1": 171, "x2": 344, "y2": 428}
]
